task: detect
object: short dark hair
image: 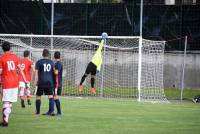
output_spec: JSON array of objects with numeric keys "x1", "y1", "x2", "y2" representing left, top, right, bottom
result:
[
  {"x1": 2, "y1": 41, "x2": 11, "y2": 52},
  {"x1": 24, "y1": 50, "x2": 30, "y2": 57},
  {"x1": 42, "y1": 49, "x2": 49, "y2": 57},
  {"x1": 54, "y1": 51, "x2": 60, "y2": 59}
]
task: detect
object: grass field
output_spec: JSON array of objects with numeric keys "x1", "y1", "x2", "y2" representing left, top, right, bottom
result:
[{"x1": 0, "y1": 97, "x2": 200, "y2": 134}]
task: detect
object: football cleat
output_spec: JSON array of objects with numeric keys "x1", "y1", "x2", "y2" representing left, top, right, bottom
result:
[
  {"x1": 21, "y1": 100, "x2": 25, "y2": 108},
  {"x1": 79, "y1": 85, "x2": 82, "y2": 92},
  {"x1": 91, "y1": 87, "x2": 96, "y2": 94}
]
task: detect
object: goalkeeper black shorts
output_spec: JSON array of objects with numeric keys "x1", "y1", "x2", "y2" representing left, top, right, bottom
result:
[{"x1": 85, "y1": 62, "x2": 97, "y2": 75}]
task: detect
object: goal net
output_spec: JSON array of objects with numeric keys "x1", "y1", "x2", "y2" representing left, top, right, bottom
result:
[{"x1": 0, "y1": 34, "x2": 167, "y2": 102}]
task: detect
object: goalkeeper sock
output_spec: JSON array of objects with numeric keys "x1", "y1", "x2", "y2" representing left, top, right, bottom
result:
[
  {"x1": 36, "y1": 100, "x2": 41, "y2": 114},
  {"x1": 91, "y1": 77, "x2": 95, "y2": 88},
  {"x1": 55, "y1": 99, "x2": 61, "y2": 114},
  {"x1": 49, "y1": 98, "x2": 54, "y2": 114},
  {"x1": 80, "y1": 74, "x2": 87, "y2": 85}
]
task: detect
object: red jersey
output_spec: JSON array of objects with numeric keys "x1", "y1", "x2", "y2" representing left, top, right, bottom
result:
[
  {"x1": 18, "y1": 57, "x2": 33, "y2": 82},
  {"x1": 0, "y1": 51, "x2": 20, "y2": 89}
]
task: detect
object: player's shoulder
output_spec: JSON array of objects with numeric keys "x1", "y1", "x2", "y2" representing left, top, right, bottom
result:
[
  {"x1": 25, "y1": 58, "x2": 33, "y2": 64},
  {"x1": 37, "y1": 58, "x2": 53, "y2": 64},
  {"x1": 46, "y1": 59, "x2": 54, "y2": 64},
  {"x1": 56, "y1": 61, "x2": 62, "y2": 65},
  {"x1": 55, "y1": 61, "x2": 63, "y2": 68},
  {"x1": 10, "y1": 52, "x2": 19, "y2": 58},
  {"x1": 36, "y1": 59, "x2": 43, "y2": 65},
  {"x1": 22, "y1": 58, "x2": 33, "y2": 66},
  {"x1": 3, "y1": 52, "x2": 19, "y2": 60}
]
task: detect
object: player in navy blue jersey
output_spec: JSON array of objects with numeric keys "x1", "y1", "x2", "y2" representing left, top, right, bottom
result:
[
  {"x1": 54, "y1": 51, "x2": 63, "y2": 116},
  {"x1": 34, "y1": 49, "x2": 55, "y2": 116}
]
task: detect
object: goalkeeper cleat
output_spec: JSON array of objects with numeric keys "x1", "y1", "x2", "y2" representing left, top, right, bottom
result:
[
  {"x1": 21, "y1": 100, "x2": 25, "y2": 108},
  {"x1": 79, "y1": 85, "x2": 82, "y2": 92},
  {"x1": 91, "y1": 87, "x2": 96, "y2": 94}
]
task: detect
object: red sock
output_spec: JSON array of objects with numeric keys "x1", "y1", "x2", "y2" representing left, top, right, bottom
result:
[
  {"x1": 27, "y1": 96, "x2": 31, "y2": 101},
  {"x1": 20, "y1": 96, "x2": 24, "y2": 100}
]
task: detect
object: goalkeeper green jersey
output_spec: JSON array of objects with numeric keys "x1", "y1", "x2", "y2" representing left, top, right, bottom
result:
[{"x1": 91, "y1": 40, "x2": 105, "y2": 71}]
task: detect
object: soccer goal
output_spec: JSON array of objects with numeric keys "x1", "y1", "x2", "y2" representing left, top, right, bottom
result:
[{"x1": 0, "y1": 34, "x2": 167, "y2": 102}]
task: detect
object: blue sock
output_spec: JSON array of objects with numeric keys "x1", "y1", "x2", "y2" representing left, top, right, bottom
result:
[
  {"x1": 55, "y1": 99, "x2": 61, "y2": 114},
  {"x1": 36, "y1": 100, "x2": 41, "y2": 114},
  {"x1": 49, "y1": 98, "x2": 54, "y2": 113}
]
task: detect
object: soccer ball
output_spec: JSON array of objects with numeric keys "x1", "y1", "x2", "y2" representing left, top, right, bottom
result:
[{"x1": 101, "y1": 32, "x2": 108, "y2": 39}]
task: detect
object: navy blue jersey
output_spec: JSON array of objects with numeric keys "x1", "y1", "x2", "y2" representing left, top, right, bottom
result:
[
  {"x1": 54, "y1": 61, "x2": 63, "y2": 88},
  {"x1": 36, "y1": 59, "x2": 55, "y2": 88}
]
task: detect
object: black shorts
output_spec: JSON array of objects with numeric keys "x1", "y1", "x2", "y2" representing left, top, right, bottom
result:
[
  {"x1": 36, "y1": 87, "x2": 54, "y2": 96},
  {"x1": 54, "y1": 88, "x2": 62, "y2": 96},
  {"x1": 85, "y1": 62, "x2": 97, "y2": 75}
]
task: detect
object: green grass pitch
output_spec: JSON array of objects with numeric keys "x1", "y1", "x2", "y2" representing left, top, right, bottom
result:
[{"x1": 0, "y1": 97, "x2": 200, "y2": 134}]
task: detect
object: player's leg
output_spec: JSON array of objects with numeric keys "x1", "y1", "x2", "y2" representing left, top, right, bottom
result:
[
  {"x1": 1, "y1": 88, "x2": 18, "y2": 127},
  {"x1": 54, "y1": 88, "x2": 62, "y2": 115},
  {"x1": 79, "y1": 73, "x2": 88, "y2": 92},
  {"x1": 1, "y1": 101, "x2": 10, "y2": 127},
  {"x1": 43, "y1": 88, "x2": 55, "y2": 116},
  {"x1": 26, "y1": 89, "x2": 31, "y2": 105},
  {"x1": 25, "y1": 82, "x2": 31, "y2": 105},
  {"x1": 19, "y1": 81, "x2": 26, "y2": 108},
  {"x1": 90, "y1": 75, "x2": 96, "y2": 94},
  {"x1": 90, "y1": 64, "x2": 97, "y2": 94},
  {"x1": 35, "y1": 87, "x2": 43, "y2": 115},
  {"x1": 79, "y1": 62, "x2": 93, "y2": 92},
  {"x1": 35, "y1": 96, "x2": 41, "y2": 115}
]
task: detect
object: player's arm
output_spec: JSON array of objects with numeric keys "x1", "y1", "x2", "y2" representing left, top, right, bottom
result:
[
  {"x1": 0, "y1": 58, "x2": 2, "y2": 97},
  {"x1": 0, "y1": 57, "x2": 3, "y2": 75},
  {"x1": 0, "y1": 58, "x2": 2, "y2": 100},
  {"x1": 34, "y1": 69, "x2": 38, "y2": 86},
  {"x1": 31, "y1": 63, "x2": 35, "y2": 73},
  {"x1": 97, "y1": 59, "x2": 102, "y2": 72},
  {"x1": 0, "y1": 68, "x2": 2, "y2": 75},
  {"x1": 0, "y1": 68, "x2": 2, "y2": 100},
  {"x1": 34, "y1": 61, "x2": 40, "y2": 86},
  {"x1": 96, "y1": 32, "x2": 108, "y2": 52},
  {"x1": 54, "y1": 68, "x2": 59, "y2": 89},
  {"x1": 17, "y1": 64, "x2": 27, "y2": 83},
  {"x1": 30, "y1": 62, "x2": 35, "y2": 81}
]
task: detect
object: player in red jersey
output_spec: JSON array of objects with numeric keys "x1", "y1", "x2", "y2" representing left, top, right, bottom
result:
[
  {"x1": 0, "y1": 41, "x2": 26, "y2": 127},
  {"x1": 18, "y1": 50, "x2": 35, "y2": 108}
]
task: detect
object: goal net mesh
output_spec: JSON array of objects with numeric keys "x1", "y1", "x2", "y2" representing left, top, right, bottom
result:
[{"x1": 0, "y1": 34, "x2": 167, "y2": 102}]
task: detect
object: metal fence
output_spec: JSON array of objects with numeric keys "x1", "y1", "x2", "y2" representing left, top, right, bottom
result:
[{"x1": 0, "y1": 1, "x2": 200, "y2": 50}]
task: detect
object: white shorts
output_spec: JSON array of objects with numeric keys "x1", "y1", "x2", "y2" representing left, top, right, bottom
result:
[
  {"x1": 19, "y1": 81, "x2": 26, "y2": 88},
  {"x1": 2, "y1": 88, "x2": 18, "y2": 102}
]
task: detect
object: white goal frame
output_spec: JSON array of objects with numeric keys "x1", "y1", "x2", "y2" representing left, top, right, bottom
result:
[{"x1": 0, "y1": 33, "x2": 167, "y2": 102}]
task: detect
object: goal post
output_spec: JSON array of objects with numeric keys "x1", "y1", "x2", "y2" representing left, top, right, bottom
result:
[{"x1": 0, "y1": 34, "x2": 167, "y2": 102}]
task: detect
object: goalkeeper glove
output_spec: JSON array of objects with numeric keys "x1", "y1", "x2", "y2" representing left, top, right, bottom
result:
[
  {"x1": 101, "y1": 32, "x2": 108, "y2": 40},
  {"x1": 96, "y1": 70, "x2": 100, "y2": 75}
]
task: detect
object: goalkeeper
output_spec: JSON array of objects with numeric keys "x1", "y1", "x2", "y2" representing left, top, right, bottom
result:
[{"x1": 79, "y1": 32, "x2": 108, "y2": 94}]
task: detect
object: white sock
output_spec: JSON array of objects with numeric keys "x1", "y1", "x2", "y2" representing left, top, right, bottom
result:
[
  {"x1": 3, "y1": 103, "x2": 11, "y2": 123},
  {"x1": 19, "y1": 88, "x2": 25, "y2": 98}
]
